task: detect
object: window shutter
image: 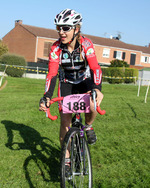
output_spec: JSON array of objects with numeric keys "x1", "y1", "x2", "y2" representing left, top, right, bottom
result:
[
  {"x1": 122, "y1": 52, "x2": 126, "y2": 60},
  {"x1": 113, "y1": 51, "x2": 117, "y2": 58}
]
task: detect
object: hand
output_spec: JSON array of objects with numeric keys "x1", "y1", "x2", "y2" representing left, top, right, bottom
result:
[
  {"x1": 95, "y1": 89, "x2": 103, "y2": 106},
  {"x1": 39, "y1": 97, "x2": 50, "y2": 112}
]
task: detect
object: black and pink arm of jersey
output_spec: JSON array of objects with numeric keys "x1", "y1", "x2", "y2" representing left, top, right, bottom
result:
[{"x1": 44, "y1": 47, "x2": 60, "y2": 99}]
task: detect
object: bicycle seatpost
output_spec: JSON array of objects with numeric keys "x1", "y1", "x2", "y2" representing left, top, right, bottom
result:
[{"x1": 91, "y1": 89, "x2": 97, "y2": 111}]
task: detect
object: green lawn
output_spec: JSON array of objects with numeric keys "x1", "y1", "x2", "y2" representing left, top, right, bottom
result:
[{"x1": 0, "y1": 77, "x2": 150, "y2": 188}]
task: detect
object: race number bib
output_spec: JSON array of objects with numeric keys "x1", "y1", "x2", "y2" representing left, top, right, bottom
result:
[{"x1": 62, "y1": 94, "x2": 90, "y2": 113}]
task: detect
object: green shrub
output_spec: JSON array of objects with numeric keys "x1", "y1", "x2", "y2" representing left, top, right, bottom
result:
[
  {"x1": 0, "y1": 64, "x2": 5, "y2": 72},
  {"x1": 106, "y1": 67, "x2": 124, "y2": 84},
  {"x1": 124, "y1": 68, "x2": 138, "y2": 83},
  {"x1": 0, "y1": 40, "x2": 8, "y2": 57},
  {"x1": 0, "y1": 53, "x2": 27, "y2": 77},
  {"x1": 110, "y1": 59, "x2": 129, "y2": 67},
  {"x1": 102, "y1": 59, "x2": 138, "y2": 84},
  {"x1": 102, "y1": 67, "x2": 138, "y2": 84}
]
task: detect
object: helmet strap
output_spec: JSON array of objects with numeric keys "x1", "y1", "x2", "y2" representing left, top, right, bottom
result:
[{"x1": 68, "y1": 27, "x2": 80, "y2": 44}]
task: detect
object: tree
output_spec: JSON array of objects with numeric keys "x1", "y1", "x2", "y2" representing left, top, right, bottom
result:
[{"x1": 0, "y1": 40, "x2": 8, "y2": 57}]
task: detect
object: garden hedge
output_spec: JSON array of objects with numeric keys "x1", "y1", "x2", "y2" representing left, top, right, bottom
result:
[
  {"x1": 101, "y1": 67, "x2": 139, "y2": 84},
  {"x1": 0, "y1": 53, "x2": 27, "y2": 77}
]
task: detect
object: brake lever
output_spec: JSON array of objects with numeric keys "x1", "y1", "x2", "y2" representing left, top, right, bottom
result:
[{"x1": 91, "y1": 89, "x2": 97, "y2": 111}]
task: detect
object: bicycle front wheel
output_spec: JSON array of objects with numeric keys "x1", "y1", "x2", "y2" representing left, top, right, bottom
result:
[{"x1": 60, "y1": 127, "x2": 92, "y2": 188}]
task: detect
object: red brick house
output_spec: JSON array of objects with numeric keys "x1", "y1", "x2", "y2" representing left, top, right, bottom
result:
[{"x1": 2, "y1": 20, "x2": 150, "y2": 68}]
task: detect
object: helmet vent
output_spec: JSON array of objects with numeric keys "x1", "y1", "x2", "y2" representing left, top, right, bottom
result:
[
  {"x1": 64, "y1": 18, "x2": 69, "y2": 23},
  {"x1": 58, "y1": 16, "x2": 62, "y2": 22},
  {"x1": 75, "y1": 15, "x2": 81, "y2": 19},
  {"x1": 62, "y1": 9, "x2": 67, "y2": 14},
  {"x1": 63, "y1": 10, "x2": 72, "y2": 19},
  {"x1": 73, "y1": 21, "x2": 78, "y2": 24}
]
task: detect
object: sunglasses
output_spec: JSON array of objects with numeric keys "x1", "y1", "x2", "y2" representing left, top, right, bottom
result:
[{"x1": 56, "y1": 25, "x2": 74, "y2": 32}]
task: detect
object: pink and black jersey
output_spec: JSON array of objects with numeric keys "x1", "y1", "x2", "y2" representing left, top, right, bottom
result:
[{"x1": 44, "y1": 36, "x2": 102, "y2": 99}]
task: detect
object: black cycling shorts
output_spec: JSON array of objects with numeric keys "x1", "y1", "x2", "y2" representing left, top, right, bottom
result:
[{"x1": 60, "y1": 78, "x2": 101, "y2": 97}]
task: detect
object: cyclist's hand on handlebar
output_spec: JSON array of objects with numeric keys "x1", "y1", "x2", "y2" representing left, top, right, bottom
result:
[
  {"x1": 39, "y1": 97, "x2": 50, "y2": 112},
  {"x1": 95, "y1": 89, "x2": 103, "y2": 106},
  {"x1": 91, "y1": 89, "x2": 103, "y2": 106}
]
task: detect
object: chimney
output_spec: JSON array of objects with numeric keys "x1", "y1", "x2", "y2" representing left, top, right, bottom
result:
[
  {"x1": 149, "y1": 43, "x2": 150, "y2": 48},
  {"x1": 15, "y1": 20, "x2": 23, "y2": 27}
]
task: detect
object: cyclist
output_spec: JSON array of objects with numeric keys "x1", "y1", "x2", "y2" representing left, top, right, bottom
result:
[{"x1": 39, "y1": 8, "x2": 103, "y2": 147}]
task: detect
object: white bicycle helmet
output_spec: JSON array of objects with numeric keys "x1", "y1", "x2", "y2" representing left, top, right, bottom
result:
[{"x1": 54, "y1": 8, "x2": 82, "y2": 26}]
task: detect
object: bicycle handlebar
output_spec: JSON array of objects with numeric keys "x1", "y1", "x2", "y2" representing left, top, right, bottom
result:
[
  {"x1": 46, "y1": 96, "x2": 106, "y2": 121},
  {"x1": 46, "y1": 97, "x2": 63, "y2": 120}
]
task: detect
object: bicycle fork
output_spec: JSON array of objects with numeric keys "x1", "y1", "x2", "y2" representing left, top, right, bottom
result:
[{"x1": 70, "y1": 130, "x2": 87, "y2": 176}]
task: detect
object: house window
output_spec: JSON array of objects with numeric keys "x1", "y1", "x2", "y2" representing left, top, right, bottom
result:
[
  {"x1": 116, "y1": 51, "x2": 122, "y2": 59},
  {"x1": 113, "y1": 51, "x2": 122, "y2": 60},
  {"x1": 43, "y1": 42, "x2": 52, "y2": 57},
  {"x1": 141, "y1": 56, "x2": 149, "y2": 63},
  {"x1": 103, "y1": 48, "x2": 110, "y2": 58},
  {"x1": 113, "y1": 51, "x2": 126, "y2": 60}
]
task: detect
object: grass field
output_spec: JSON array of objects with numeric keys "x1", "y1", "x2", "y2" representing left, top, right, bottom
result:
[{"x1": 0, "y1": 77, "x2": 150, "y2": 188}]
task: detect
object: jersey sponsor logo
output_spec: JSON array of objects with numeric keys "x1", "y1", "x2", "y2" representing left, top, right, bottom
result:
[
  {"x1": 96, "y1": 69, "x2": 100, "y2": 78},
  {"x1": 51, "y1": 52, "x2": 58, "y2": 60},
  {"x1": 63, "y1": 53, "x2": 69, "y2": 59},
  {"x1": 94, "y1": 69, "x2": 101, "y2": 84},
  {"x1": 86, "y1": 48, "x2": 94, "y2": 56},
  {"x1": 62, "y1": 59, "x2": 71, "y2": 63},
  {"x1": 75, "y1": 55, "x2": 80, "y2": 61}
]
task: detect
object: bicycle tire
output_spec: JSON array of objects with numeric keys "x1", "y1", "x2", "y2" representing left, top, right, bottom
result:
[{"x1": 60, "y1": 127, "x2": 92, "y2": 188}]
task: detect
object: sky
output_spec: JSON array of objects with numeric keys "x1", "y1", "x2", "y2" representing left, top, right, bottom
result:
[{"x1": 0, "y1": 0, "x2": 150, "y2": 47}]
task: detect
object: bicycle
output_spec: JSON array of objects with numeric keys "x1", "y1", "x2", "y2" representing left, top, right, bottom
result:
[{"x1": 46, "y1": 90, "x2": 105, "y2": 188}]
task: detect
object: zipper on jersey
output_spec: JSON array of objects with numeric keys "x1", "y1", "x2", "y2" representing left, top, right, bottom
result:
[{"x1": 71, "y1": 51, "x2": 75, "y2": 69}]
